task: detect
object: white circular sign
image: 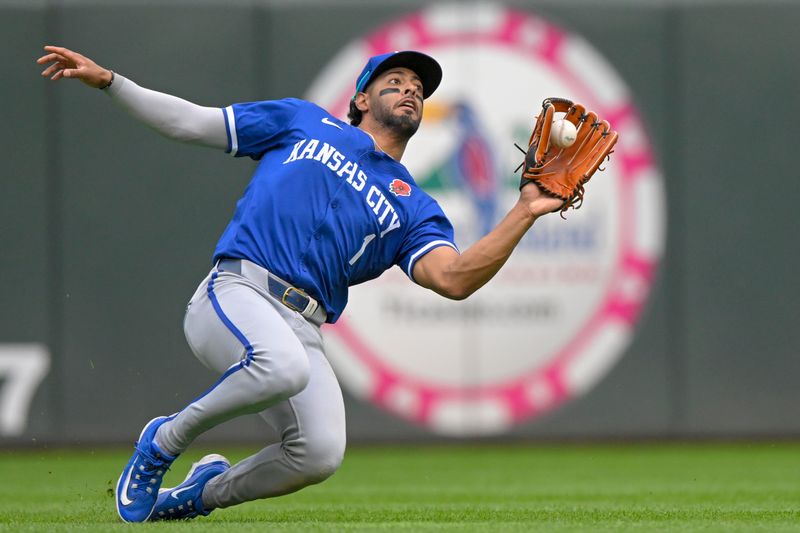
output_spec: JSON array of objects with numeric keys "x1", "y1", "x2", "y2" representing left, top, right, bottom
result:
[{"x1": 307, "y1": 3, "x2": 666, "y2": 436}]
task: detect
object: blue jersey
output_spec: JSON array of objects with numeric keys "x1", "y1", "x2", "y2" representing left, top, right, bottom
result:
[{"x1": 214, "y1": 98, "x2": 458, "y2": 323}]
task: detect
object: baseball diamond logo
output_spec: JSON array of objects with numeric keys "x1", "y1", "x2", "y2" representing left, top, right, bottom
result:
[{"x1": 307, "y1": 3, "x2": 666, "y2": 435}]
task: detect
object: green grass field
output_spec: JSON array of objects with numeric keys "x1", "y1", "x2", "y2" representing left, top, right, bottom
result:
[{"x1": 1, "y1": 442, "x2": 799, "y2": 531}]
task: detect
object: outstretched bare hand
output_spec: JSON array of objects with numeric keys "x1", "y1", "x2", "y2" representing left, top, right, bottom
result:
[
  {"x1": 36, "y1": 45, "x2": 112, "y2": 89},
  {"x1": 519, "y1": 180, "x2": 564, "y2": 219}
]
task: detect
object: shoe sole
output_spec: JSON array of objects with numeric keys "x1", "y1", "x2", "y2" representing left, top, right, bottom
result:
[
  {"x1": 158, "y1": 454, "x2": 230, "y2": 495},
  {"x1": 189, "y1": 454, "x2": 231, "y2": 476}
]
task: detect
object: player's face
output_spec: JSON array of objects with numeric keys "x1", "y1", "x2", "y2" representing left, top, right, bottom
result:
[{"x1": 368, "y1": 68, "x2": 424, "y2": 137}]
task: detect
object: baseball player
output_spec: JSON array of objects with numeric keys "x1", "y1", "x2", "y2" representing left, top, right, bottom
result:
[{"x1": 37, "y1": 45, "x2": 566, "y2": 522}]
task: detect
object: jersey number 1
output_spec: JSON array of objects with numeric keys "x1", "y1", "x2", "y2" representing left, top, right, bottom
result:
[{"x1": 349, "y1": 234, "x2": 376, "y2": 265}]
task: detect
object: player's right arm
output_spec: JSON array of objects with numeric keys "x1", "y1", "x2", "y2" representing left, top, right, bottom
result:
[{"x1": 37, "y1": 45, "x2": 227, "y2": 149}]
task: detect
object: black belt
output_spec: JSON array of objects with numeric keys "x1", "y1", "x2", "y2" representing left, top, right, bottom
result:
[{"x1": 217, "y1": 259, "x2": 327, "y2": 326}]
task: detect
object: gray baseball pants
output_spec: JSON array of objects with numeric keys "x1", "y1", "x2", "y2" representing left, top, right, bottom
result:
[{"x1": 152, "y1": 264, "x2": 347, "y2": 509}]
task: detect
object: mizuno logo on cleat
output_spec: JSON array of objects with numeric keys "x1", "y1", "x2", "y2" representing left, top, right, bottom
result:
[{"x1": 321, "y1": 117, "x2": 342, "y2": 130}]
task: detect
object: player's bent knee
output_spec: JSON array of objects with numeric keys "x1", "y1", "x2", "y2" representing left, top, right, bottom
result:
[
  {"x1": 300, "y1": 439, "x2": 346, "y2": 484},
  {"x1": 282, "y1": 428, "x2": 346, "y2": 486}
]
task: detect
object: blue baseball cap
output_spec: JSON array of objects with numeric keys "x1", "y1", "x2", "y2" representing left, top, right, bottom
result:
[{"x1": 353, "y1": 51, "x2": 442, "y2": 99}]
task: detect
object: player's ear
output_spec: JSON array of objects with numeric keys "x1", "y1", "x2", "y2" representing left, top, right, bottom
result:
[{"x1": 354, "y1": 92, "x2": 369, "y2": 113}]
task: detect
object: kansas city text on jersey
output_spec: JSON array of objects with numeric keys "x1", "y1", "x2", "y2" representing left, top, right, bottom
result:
[{"x1": 283, "y1": 138, "x2": 402, "y2": 238}]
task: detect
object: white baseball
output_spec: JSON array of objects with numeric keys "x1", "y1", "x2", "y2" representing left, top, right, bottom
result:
[{"x1": 550, "y1": 119, "x2": 577, "y2": 149}]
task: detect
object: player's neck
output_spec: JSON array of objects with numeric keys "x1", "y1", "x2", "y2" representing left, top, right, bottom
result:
[{"x1": 359, "y1": 122, "x2": 409, "y2": 161}]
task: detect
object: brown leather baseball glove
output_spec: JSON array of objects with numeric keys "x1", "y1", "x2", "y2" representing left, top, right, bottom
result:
[{"x1": 519, "y1": 97, "x2": 618, "y2": 216}]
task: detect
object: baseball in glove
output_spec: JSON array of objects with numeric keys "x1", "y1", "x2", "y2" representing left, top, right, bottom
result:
[{"x1": 518, "y1": 97, "x2": 618, "y2": 216}]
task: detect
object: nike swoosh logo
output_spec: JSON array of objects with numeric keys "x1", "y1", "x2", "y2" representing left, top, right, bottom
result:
[
  {"x1": 119, "y1": 468, "x2": 134, "y2": 506},
  {"x1": 321, "y1": 117, "x2": 342, "y2": 130},
  {"x1": 171, "y1": 483, "x2": 198, "y2": 499}
]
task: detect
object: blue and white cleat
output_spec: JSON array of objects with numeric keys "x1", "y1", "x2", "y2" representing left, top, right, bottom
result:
[
  {"x1": 115, "y1": 415, "x2": 178, "y2": 522},
  {"x1": 150, "y1": 454, "x2": 230, "y2": 521}
]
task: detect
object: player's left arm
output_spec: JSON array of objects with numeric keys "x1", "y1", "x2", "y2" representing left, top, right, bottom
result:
[{"x1": 413, "y1": 183, "x2": 561, "y2": 300}]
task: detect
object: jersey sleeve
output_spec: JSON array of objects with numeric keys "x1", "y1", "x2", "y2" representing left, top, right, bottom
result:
[
  {"x1": 396, "y1": 199, "x2": 459, "y2": 282},
  {"x1": 223, "y1": 98, "x2": 304, "y2": 160}
]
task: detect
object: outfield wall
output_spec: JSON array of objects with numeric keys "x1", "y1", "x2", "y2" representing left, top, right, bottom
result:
[{"x1": 2, "y1": 0, "x2": 799, "y2": 444}]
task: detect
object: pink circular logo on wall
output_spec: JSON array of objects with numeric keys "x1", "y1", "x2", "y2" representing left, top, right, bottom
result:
[{"x1": 306, "y1": 3, "x2": 666, "y2": 436}]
